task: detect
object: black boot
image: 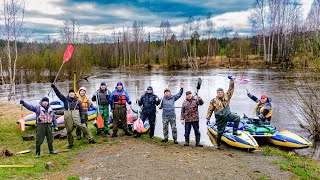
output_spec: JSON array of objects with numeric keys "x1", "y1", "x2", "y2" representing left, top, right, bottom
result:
[
  {"x1": 161, "y1": 138, "x2": 168, "y2": 142},
  {"x1": 48, "y1": 143, "x2": 58, "y2": 154},
  {"x1": 125, "y1": 131, "x2": 132, "y2": 136},
  {"x1": 184, "y1": 136, "x2": 189, "y2": 146},
  {"x1": 195, "y1": 135, "x2": 203, "y2": 147},
  {"x1": 111, "y1": 130, "x2": 118, "y2": 137},
  {"x1": 36, "y1": 145, "x2": 40, "y2": 158},
  {"x1": 216, "y1": 137, "x2": 222, "y2": 149},
  {"x1": 89, "y1": 139, "x2": 97, "y2": 144}
]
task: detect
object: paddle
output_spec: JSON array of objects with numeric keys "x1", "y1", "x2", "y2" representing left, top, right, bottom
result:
[
  {"x1": 19, "y1": 67, "x2": 25, "y2": 131},
  {"x1": 95, "y1": 89, "x2": 104, "y2": 129},
  {"x1": 48, "y1": 44, "x2": 75, "y2": 96}
]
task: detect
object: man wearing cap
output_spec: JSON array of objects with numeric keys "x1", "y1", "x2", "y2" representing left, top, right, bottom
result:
[
  {"x1": 160, "y1": 82, "x2": 184, "y2": 144},
  {"x1": 206, "y1": 76, "x2": 241, "y2": 149},
  {"x1": 181, "y1": 91, "x2": 204, "y2": 147},
  {"x1": 51, "y1": 84, "x2": 96, "y2": 149},
  {"x1": 20, "y1": 97, "x2": 58, "y2": 158},
  {"x1": 92, "y1": 82, "x2": 112, "y2": 135},
  {"x1": 109, "y1": 82, "x2": 132, "y2": 137},
  {"x1": 136, "y1": 86, "x2": 161, "y2": 138},
  {"x1": 76, "y1": 87, "x2": 93, "y2": 140},
  {"x1": 246, "y1": 89, "x2": 272, "y2": 123}
]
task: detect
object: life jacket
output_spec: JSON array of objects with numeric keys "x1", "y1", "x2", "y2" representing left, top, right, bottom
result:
[
  {"x1": 115, "y1": 91, "x2": 126, "y2": 105},
  {"x1": 37, "y1": 106, "x2": 54, "y2": 124},
  {"x1": 255, "y1": 102, "x2": 272, "y2": 119},
  {"x1": 77, "y1": 93, "x2": 89, "y2": 111},
  {"x1": 98, "y1": 90, "x2": 110, "y2": 105}
]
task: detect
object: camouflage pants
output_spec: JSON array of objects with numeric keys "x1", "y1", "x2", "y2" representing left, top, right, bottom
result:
[{"x1": 162, "y1": 116, "x2": 177, "y2": 140}]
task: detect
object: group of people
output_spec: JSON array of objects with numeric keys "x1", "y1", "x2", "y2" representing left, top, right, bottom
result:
[{"x1": 20, "y1": 76, "x2": 272, "y2": 158}]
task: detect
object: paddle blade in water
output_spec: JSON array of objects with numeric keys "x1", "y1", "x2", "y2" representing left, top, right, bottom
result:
[{"x1": 97, "y1": 114, "x2": 104, "y2": 129}]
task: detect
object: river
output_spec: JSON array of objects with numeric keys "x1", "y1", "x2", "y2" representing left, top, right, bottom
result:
[{"x1": 0, "y1": 68, "x2": 318, "y2": 158}]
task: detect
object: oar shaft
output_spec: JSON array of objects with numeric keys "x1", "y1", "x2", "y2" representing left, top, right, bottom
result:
[{"x1": 48, "y1": 63, "x2": 64, "y2": 96}]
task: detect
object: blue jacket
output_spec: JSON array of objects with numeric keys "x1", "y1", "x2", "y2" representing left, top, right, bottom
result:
[
  {"x1": 139, "y1": 92, "x2": 161, "y2": 114},
  {"x1": 160, "y1": 88, "x2": 183, "y2": 117},
  {"x1": 109, "y1": 88, "x2": 131, "y2": 105},
  {"x1": 22, "y1": 101, "x2": 57, "y2": 127}
]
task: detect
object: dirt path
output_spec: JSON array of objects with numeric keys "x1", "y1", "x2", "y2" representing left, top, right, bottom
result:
[{"x1": 44, "y1": 137, "x2": 294, "y2": 180}]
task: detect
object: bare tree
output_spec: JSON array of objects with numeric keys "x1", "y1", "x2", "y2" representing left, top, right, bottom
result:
[
  {"x1": 60, "y1": 17, "x2": 80, "y2": 44},
  {"x1": 1, "y1": 0, "x2": 25, "y2": 101},
  {"x1": 205, "y1": 12, "x2": 214, "y2": 67}
]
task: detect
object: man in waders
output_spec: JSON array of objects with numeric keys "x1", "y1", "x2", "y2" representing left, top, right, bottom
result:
[
  {"x1": 206, "y1": 76, "x2": 241, "y2": 149},
  {"x1": 76, "y1": 87, "x2": 93, "y2": 140},
  {"x1": 181, "y1": 91, "x2": 204, "y2": 147},
  {"x1": 20, "y1": 97, "x2": 58, "y2": 158},
  {"x1": 109, "y1": 82, "x2": 132, "y2": 137},
  {"x1": 136, "y1": 86, "x2": 161, "y2": 138},
  {"x1": 51, "y1": 84, "x2": 96, "y2": 149},
  {"x1": 92, "y1": 82, "x2": 111, "y2": 135},
  {"x1": 160, "y1": 82, "x2": 184, "y2": 144}
]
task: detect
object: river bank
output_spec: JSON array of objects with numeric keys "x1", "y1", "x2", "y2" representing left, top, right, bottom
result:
[{"x1": 1, "y1": 102, "x2": 320, "y2": 179}]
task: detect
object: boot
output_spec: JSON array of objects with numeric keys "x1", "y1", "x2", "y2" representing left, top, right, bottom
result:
[
  {"x1": 111, "y1": 130, "x2": 118, "y2": 138},
  {"x1": 161, "y1": 138, "x2": 168, "y2": 142},
  {"x1": 35, "y1": 152, "x2": 40, "y2": 158},
  {"x1": 77, "y1": 135, "x2": 82, "y2": 140},
  {"x1": 50, "y1": 151, "x2": 58, "y2": 154},
  {"x1": 89, "y1": 139, "x2": 97, "y2": 144},
  {"x1": 174, "y1": 139, "x2": 178, "y2": 144},
  {"x1": 233, "y1": 120, "x2": 242, "y2": 136},
  {"x1": 195, "y1": 135, "x2": 203, "y2": 147},
  {"x1": 184, "y1": 136, "x2": 189, "y2": 146},
  {"x1": 125, "y1": 131, "x2": 132, "y2": 136},
  {"x1": 216, "y1": 137, "x2": 222, "y2": 149},
  {"x1": 35, "y1": 145, "x2": 40, "y2": 158},
  {"x1": 68, "y1": 144, "x2": 74, "y2": 149}
]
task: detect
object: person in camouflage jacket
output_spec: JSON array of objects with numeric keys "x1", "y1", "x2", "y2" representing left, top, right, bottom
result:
[
  {"x1": 180, "y1": 91, "x2": 204, "y2": 147},
  {"x1": 206, "y1": 76, "x2": 241, "y2": 149}
]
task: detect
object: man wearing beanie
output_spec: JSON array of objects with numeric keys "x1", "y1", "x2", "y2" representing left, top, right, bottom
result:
[
  {"x1": 160, "y1": 82, "x2": 184, "y2": 144},
  {"x1": 181, "y1": 91, "x2": 204, "y2": 147},
  {"x1": 206, "y1": 76, "x2": 241, "y2": 149},
  {"x1": 109, "y1": 82, "x2": 132, "y2": 137},
  {"x1": 136, "y1": 86, "x2": 161, "y2": 138},
  {"x1": 51, "y1": 84, "x2": 96, "y2": 149},
  {"x1": 246, "y1": 90, "x2": 272, "y2": 124},
  {"x1": 20, "y1": 97, "x2": 58, "y2": 158},
  {"x1": 92, "y1": 82, "x2": 111, "y2": 135}
]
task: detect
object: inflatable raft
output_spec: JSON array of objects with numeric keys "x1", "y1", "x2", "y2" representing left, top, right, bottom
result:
[
  {"x1": 207, "y1": 124, "x2": 259, "y2": 151},
  {"x1": 229, "y1": 117, "x2": 312, "y2": 148}
]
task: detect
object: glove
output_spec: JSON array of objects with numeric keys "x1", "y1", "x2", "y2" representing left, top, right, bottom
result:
[
  {"x1": 20, "y1": 100, "x2": 24, "y2": 105},
  {"x1": 206, "y1": 120, "x2": 210, "y2": 126},
  {"x1": 128, "y1": 101, "x2": 132, "y2": 105},
  {"x1": 181, "y1": 120, "x2": 185, "y2": 125},
  {"x1": 258, "y1": 114, "x2": 264, "y2": 119},
  {"x1": 228, "y1": 75, "x2": 235, "y2": 80},
  {"x1": 51, "y1": 83, "x2": 55, "y2": 88},
  {"x1": 54, "y1": 127, "x2": 59, "y2": 131}
]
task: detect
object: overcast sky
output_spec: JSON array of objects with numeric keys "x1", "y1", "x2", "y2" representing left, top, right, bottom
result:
[{"x1": 1, "y1": 0, "x2": 314, "y2": 42}]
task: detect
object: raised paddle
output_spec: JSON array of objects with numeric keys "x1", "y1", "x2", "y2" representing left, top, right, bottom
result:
[{"x1": 48, "y1": 44, "x2": 74, "y2": 96}]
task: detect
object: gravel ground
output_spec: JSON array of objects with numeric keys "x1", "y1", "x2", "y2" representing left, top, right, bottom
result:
[{"x1": 44, "y1": 137, "x2": 295, "y2": 180}]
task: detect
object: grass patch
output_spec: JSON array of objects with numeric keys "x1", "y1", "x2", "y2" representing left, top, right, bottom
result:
[
  {"x1": 263, "y1": 146, "x2": 320, "y2": 180},
  {"x1": 66, "y1": 176, "x2": 80, "y2": 180},
  {"x1": 259, "y1": 174, "x2": 269, "y2": 180},
  {"x1": 0, "y1": 102, "x2": 115, "y2": 179}
]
